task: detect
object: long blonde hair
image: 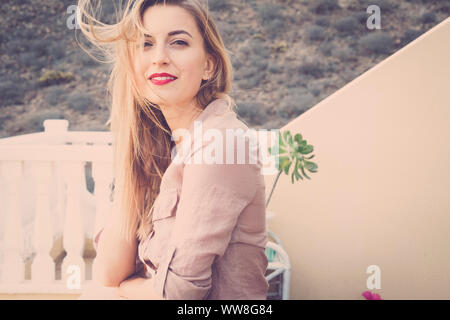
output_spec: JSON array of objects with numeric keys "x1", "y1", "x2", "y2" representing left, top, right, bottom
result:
[{"x1": 76, "y1": 0, "x2": 236, "y2": 243}]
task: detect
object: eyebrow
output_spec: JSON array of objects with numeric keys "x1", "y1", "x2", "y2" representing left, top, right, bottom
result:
[{"x1": 144, "y1": 30, "x2": 193, "y2": 39}]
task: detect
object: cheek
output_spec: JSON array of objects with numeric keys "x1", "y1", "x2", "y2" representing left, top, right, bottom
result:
[
  {"x1": 177, "y1": 51, "x2": 206, "y2": 80},
  {"x1": 135, "y1": 53, "x2": 148, "y2": 78},
  {"x1": 133, "y1": 55, "x2": 149, "y2": 91},
  {"x1": 182, "y1": 64, "x2": 204, "y2": 88}
]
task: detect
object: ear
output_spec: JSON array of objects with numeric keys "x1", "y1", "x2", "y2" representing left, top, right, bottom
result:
[{"x1": 202, "y1": 54, "x2": 215, "y2": 80}]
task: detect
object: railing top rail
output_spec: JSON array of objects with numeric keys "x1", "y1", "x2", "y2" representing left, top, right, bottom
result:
[
  {"x1": 0, "y1": 144, "x2": 113, "y2": 162},
  {"x1": 0, "y1": 132, "x2": 47, "y2": 145},
  {"x1": 0, "y1": 119, "x2": 113, "y2": 146},
  {"x1": 0, "y1": 131, "x2": 113, "y2": 145}
]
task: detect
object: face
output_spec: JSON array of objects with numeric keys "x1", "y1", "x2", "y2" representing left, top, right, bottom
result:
[{"x1": 134, "y1": 5, "x2": 214, "y2": 111}]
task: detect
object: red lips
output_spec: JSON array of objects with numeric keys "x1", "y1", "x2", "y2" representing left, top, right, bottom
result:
[
  {"x1": 149, "y1": 72, "x2": 178, "y2": 85},
  {"x1": 149, "y1": 72, "x2": 177, "y2": 79}
]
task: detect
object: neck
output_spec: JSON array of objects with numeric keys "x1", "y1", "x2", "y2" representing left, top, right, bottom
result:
[{"x1": 159, "y1": 100, "x2": 203, "y2": 147}]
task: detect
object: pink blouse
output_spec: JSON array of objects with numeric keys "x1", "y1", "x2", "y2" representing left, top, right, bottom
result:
[{"x1": 96, "y1": 98, "x2": 269, "y2": 300}]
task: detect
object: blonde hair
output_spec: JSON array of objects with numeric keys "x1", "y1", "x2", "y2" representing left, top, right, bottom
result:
[{"x1": 76, "y1": 0, "x2": 236, "y2": 243}]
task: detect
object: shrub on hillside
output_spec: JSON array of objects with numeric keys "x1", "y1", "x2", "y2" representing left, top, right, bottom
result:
[
  {"x1": 437, "y1": 3, "x2": 450, "y2": 14},
  {"x1": 0, "y1": 74, "x2": 34, "y2": 107},
  {"x1": 286, "y1": 73, "x2": 304, "y2": 89},
  {"x1": 334, "y1": 16, "x2": 359, "y2": 34},
  {"x1": 236, "y1": 101, "x2": 268, "y2": 126},
  {"x1": 308, "y1": 83, "x2": 322, "y2": 97},
  {"x1": 335, "y1": 47, "x2": 356, "y2": 62},
  {"x1": 236, "y1": 65, "x2": 266, "y2": 89},
  {"x1": 315, "y1": 16, "x2": 330, "y2": 27},
  {"x1": 14, "y1": 111, "x2": 65, "y2": 133},
  {"x1": 277, "y1": 89, "x2": 314, "y2": 120},
  {"x1": 268, "y1": 63, "x2": 284, "y2": 74},
  {"x1": 298, "y1": 60, "x2": 325, "y2": 78},
  {"x1": 359, "y1": 33, "x2": 394, "y2": 55},
  {"x1": 306, "y1": 25, "x2": 326, "y2": 41},
  {"x1": 309, "y1": 0, "x2": 340, "y2": 15},
  {"x1": 231, "y1": 56, "x2": 243, "y2": 70},
  {"x1": 67, "y1": 91, "x2": 93, "y2": 112},
  {"x1": 257, "y1": 4, "x2": 285, "y2": 38},
  {"x1": 45, "y1": 86, "x2": 67, "y2": 106},
  {"x1": 250, "y1": 39, "x2": 271, "y2": 59},
  {"x1": 17, "y1": 52, "x2": 39, "y2": 68},
  {"x1": 39, "y1": 70, "x2": 75, "y2": 87},
  {"x1": 257, "y1": 3, "x2": 284, "y2": 21},
  {"x1": 401, "y1": 29, "x2": 424, "y2": 46},
  {"x1": 318, "y1": 42, "x2": 336, "y2": 56},
  {"x1": 352, "y1": 12, "x2": 368, "y2": 24},
  {"x1": 360, "y1": 0, "x2": 398, "y2": 13},
  {"x1": 48, "y1": 42, "x2": 66, "y2": 61},
  {"x1": 251, "y1": 58, "x2": 268, "y2": 73},
  {"x1": 240, "y1": 39, "x2": 270, "y2": 60},
  {"x1": 419, "y1": 12, "x2": 436, "y2": 24},
  {"x1": 207, "y1": 0, "x2": 228, "y2": 11}
]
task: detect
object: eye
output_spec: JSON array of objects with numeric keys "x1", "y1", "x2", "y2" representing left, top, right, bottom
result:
[
  {"x1": 172, "y1": 40, "x2": 188, "y2": 46},
  {"x1": 142, "y1": 40, "x2": 187, "y2": 49}
]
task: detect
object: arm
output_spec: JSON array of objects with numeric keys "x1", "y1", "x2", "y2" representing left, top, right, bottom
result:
[
  {"x1": 92, "y1": 209, "x2": 138, "y2": 287},
  {"x1": 149, "y1": 134, "x2": 259, "y2": 300},
  {"x1": 118, "y1": 275, "x2": 162, "y2": 300},
  {"x1": 114, "y1": 132, "x2": 259, "y2": 300}
]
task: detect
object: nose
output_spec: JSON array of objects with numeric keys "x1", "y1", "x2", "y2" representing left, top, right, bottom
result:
[{"x1": 152, "y1": 43, "x2": 170, "y2": 66}]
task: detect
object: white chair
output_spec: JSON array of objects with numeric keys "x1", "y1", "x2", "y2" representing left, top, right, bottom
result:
[{"x1": 265, "y1": 230, "x2": 291, "y2": 300}]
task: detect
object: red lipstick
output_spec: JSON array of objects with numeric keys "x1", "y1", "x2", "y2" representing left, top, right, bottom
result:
[{"x1": 149, "y1": 72, "x2": 177, "y2": 85}]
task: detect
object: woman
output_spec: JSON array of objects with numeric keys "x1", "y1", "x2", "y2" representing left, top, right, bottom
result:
[{"x1": 77, "y1": 0, "x2": 269, "y2": 300}]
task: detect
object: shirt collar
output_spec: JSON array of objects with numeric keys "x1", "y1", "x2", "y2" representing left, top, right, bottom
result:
[{"x1": 172, "y1": 98, "x2": 231, "y2": 162}]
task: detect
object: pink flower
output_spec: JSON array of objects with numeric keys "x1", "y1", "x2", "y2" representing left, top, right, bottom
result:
[{"x1": 362, "y1": 290, "x2": 383, "y2": 300}]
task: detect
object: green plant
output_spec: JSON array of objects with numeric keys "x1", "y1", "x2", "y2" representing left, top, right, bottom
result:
[
  {"x1": 39, "y1": 70, "x2": 75, "y2": 87},
  {"x1": 266, "y1": 130, "x2": 318, "y2": 208}
]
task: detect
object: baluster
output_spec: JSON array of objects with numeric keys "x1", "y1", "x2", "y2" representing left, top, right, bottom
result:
[
  {"x1": 30, "y1": 161, "x2": 55, "y2": 283},
  {"x1": 91, "y1": 161, "x2": 114, "y2": 249},
  {"x1": 61, "y1": 161, "x2": 86, "y2": 285},
  {"x1": 43, "y1": 119, "x2": 68, "y2": 252},
  {"x1": 0, "y1": 161, "x2": 25, "y2": 283}
]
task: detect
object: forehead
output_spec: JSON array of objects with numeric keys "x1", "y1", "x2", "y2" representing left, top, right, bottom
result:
[{"x1": 141, "y1": 5, "x2": 198, "y2": 37}]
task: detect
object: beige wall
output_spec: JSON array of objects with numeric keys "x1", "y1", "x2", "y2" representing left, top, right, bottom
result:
[{"x1": 265, "y1": 18, "x2": 450, "y2": 299}]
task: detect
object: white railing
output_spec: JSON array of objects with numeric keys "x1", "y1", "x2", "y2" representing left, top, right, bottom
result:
[
  {"x1": 0, "y1": 120, "x2": 290, "y2": 298},
  {"x1": 0, "y1": 119, "x2": 114, "y2": 294}
]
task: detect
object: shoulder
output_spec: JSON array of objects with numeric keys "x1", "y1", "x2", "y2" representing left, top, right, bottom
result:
[
  {"x1": 178, "y1": 111, "x2": 261, "y2": 203},
  {"x1": 176, "y1": 103, "x2": 261, "y2": 165}
]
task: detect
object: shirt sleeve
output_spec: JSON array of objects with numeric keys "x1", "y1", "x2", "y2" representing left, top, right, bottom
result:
[{"x1": 151, "y1": 134, "x2": 260, "y2": 300}]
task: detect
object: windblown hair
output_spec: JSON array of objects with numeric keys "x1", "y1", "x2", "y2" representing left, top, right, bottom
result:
[{"x1": 76, "y1": 0, "x2": 235, "y2": 243}]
